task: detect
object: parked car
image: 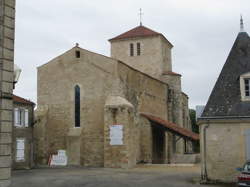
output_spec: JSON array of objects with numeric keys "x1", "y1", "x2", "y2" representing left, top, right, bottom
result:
[{"x1": 237, "y1": 161, "x2": 250, "y2": 187}]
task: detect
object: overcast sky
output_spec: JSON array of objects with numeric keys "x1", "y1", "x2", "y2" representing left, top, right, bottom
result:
[{"x1": 13, "y1": 0, "x2": 250, "y2": 109}]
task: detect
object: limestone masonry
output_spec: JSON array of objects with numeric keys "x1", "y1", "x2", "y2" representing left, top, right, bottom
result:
[
  {"x1": 0, "y1": 0, "x2": 16, "y2": 186},
  {"x1": 35, "y1": 25, "x2": 198, "y2": 168}
]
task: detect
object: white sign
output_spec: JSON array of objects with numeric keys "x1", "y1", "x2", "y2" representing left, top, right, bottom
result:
[
  {"x1": 50, "y1": 150, "x2": 68, "y2": 166},
  {"x1": 110, "y1": 125, "x2": 123, "y2": 145},
  {"x1": 58, "y1": 150, "x2": 66, "y2": 156}
]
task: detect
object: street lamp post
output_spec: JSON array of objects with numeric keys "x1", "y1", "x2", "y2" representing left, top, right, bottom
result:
[{"x1": 13, "y1": 64, "x2": 21, "y2": 89}]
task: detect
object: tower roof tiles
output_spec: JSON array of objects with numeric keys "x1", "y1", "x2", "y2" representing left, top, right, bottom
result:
[{"x1": 109, "y1": 25, "x2": 173, "y2": 46}]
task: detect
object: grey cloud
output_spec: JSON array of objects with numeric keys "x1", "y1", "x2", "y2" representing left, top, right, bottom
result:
[{"x1": 13, "y1": 0, "x2": 250, "y2": 110}]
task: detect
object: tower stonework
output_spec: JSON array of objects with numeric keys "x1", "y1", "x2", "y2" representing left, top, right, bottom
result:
[
  {"x1": 0, "y1": 0, "x2": 16, "y2": 186},
  {"x1": 109, "y1": 25, "x2": 173, "y2": 79}
]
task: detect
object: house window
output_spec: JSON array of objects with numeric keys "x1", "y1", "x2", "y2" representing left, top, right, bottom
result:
[
  {"x1": 137, "y1": 42, "x2": 141, "y2": 56},
  {"x1": 130, "y1": 43, "x2": 134, "y2": 56},
  {"x1": 240, "y1": 73, "x2": 250, "y2": 101},
  {"x1": 75, "y1": 50, "x2": 80, "y2": 58},
  {"x1": 245, "y1": 79, "x2": 250, "y2": 97},
  {"x1": 75, "y1": 85, "x2": 80, "y2": 127},
  {"x1": 16, "y1": 139, "x2": 25, "y2": 162},
  {"x1": 14, "y1": 108, "x2": 29, "y2": 127}
]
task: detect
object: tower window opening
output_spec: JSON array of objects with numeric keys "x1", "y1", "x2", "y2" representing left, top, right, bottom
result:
[
  {"x1": 137, "y1": 43, "x2": 141, "y2": 56},
  {"x1": 130, "y1": 43, "x2": 134, "y2": 56},
  {"x1": 75, "y1": 50, "x2": 81, "y2": 58}
]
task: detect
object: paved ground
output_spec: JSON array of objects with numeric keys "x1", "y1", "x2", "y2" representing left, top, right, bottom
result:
[{"x1": 10, "y1": 165, "x2": 235, "y2": 187}]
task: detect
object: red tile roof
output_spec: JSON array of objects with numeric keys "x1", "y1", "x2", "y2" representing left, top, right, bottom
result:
[
  {"x1": 162, "y1": 71, "x2": 181, "y2": 76},
  {"x1": 109, "y1": 25, "x2": 172, "y2": 46},
  {"x1": 13, "y1": 94, "x2": 35, "y2": 105},
  {"x1": 141, "y1": 113, "x2": 199, "y2": 141}
]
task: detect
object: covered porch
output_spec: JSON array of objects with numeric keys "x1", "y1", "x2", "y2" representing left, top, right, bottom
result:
[{"x1": 140, "y1": 113, "x2": 199, "y2": 164}]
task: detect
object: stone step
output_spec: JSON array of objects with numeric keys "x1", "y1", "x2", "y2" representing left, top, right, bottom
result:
[{"x1": 171, "y1": 154, "x2": 200, "y2": 164}]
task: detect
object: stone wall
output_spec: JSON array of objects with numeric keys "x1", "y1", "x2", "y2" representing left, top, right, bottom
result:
[
  {"x1": 110, "y1": 35, "x2": 172, "y2": 79},
  {"x1": 138, "y1": 117, "x2": 153, "y2": 163},
  {"x1": 104, "y1": 96, "x2": 135, "y2": 168},
  {"x1": 160, "y1": 36, "x2": 173, "y2": 73},
  {"x1": 116, "y1": 62, "x2": 169, "y2": 163},
  {"x1": 182, "y1": 93, "x2": 193, "y2": 153},
  {"x1": 117, "y1": 62, "x2": 168, "y2": 119},
  {"x1": 103, "y1": 61, "x2": 170, "y2": 168},
  {"x1": 199, "y1": 119, "x2": 250, "y2": 182},
  {"x1": 0, "y1": 0, "x2": 15, "y2": 186},
  {"x1": 162, "y1": 74, "x2": 185, "y2": 154},
  {"x1": 36, "y1": 39, "x2": 192, "y2": 168},
  {"x1": 36, "y1": 47, "x2": 116, "y2": 167},
  {"x1": 33, "y1": 105, "x2": 48, "y2": 165}
]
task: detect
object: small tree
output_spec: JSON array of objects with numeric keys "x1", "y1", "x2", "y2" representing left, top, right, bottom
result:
[
  {"x1": 189, "y1": 109, "x2": 199, "y2": 133},
  {"x1": 189, "y1": 109, "x2": 200, "y2": 153}
]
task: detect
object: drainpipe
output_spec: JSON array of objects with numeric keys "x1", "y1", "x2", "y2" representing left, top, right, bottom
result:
[{"x1": 201, "y1": 120, "x2": 210, "y2": 181}]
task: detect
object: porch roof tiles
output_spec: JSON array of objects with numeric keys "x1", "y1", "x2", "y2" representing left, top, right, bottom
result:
[{"x1": 141, "y1": 113, "x2": 199, "y2": 141}]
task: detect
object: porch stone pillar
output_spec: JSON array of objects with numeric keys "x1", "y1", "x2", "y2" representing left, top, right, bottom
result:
[{"x1": 104, "y1": 96, "x2": 136, "y2": 169}]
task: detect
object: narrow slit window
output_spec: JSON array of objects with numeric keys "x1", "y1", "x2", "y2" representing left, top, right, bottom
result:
[
  {"x1": 137, "y1": 42, "x2": 141, "y2": 56},
  {"x1": 75, "y1": 50, "x2": 81, "y2": 58},
  {"x1": 130, "y1": 43, "x2": 134, "y2": 56},
  {"x1": 75, "y1": 85, "x2": 80, "y2": 127}
]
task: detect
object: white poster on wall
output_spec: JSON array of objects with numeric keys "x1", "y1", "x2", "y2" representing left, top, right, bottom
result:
[
  {"x1": 50, "y1": 150, "x2": 68, "y2": 166},
  {"x1": 110, "y1": 125, "x2": 123, "y2": 145}
]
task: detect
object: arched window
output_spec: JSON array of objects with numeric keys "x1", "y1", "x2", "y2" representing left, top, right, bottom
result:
[{"x1": 75, "y1": 85, "x2": 80, "y2": 127}]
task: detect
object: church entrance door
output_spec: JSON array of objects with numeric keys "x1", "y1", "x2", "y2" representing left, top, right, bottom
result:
[{"x1": 152, "y1": 125, "x2": 165, "y2": 164}]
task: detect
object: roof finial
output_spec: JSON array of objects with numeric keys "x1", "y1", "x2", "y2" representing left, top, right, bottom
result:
[
  {"x1": 240, "y1": 14, "x2": 245, "y2": 32},
  {"x1": 139, "y1": 8, "x2": 143, "y2": 26}
]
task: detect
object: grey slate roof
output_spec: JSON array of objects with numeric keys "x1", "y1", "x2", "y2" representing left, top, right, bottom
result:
[{"x1": 202, "y1": 31, "x2": 250, "y2": 118}]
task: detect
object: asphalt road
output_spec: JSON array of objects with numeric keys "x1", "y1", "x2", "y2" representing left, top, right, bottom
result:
[{"x1": 10, "y1": 165, "x2": 235, "y2": 187}]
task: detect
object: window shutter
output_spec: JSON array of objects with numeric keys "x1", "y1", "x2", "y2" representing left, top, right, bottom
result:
[
  {"x1": 24, "y1": 109, "x2": 29, "y2": 127},
  {"x1": 14, "y1": 108, "x2": 19, "y2": 126},
  {"x1": 20, "y1": 109, "x2": 24, "y2": 126}
]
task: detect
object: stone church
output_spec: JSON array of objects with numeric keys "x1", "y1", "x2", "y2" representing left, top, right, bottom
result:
[{"x1": 35, "y1": 24, "x2": 199, "y2": 168}]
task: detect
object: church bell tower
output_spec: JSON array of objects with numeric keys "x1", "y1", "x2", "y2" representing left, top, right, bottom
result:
[{"x1": 109, "y1": 25, "x2": 173, "y2": 79}]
